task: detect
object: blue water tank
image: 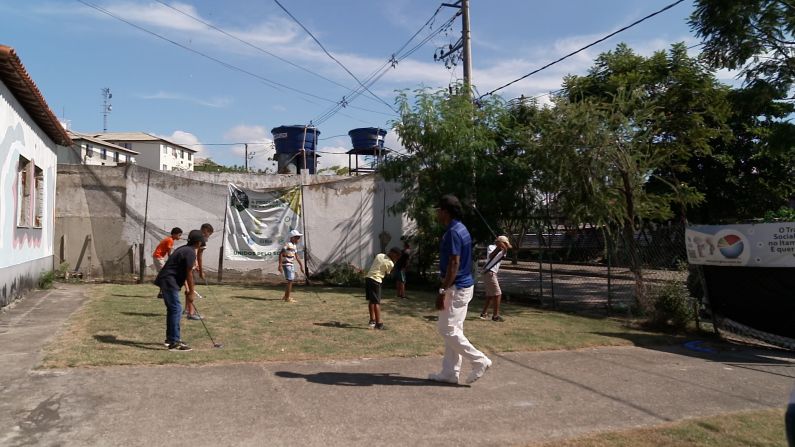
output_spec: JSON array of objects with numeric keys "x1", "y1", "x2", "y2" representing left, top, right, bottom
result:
[
  {"x1": 271, "y1": 125, "x2": 320, "y2": 174},
  {"x1": 348, "y1": 127, "x2": 386, "y2": 150}
]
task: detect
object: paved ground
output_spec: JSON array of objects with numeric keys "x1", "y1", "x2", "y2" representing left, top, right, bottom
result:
[{"x1": 1, "y1": 284, "x2": 793, "y2": 447}]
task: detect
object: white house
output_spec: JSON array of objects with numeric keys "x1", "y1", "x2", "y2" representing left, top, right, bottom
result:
[
  {"x1": 0, "y1": 45, "x2": 72, "y2": 307},
  {"x1": 60, "y1": 130, "x2": 138, "y2": 166},
  {"x1": 90, "y1": 132, "x2": 196, "y2": 171}
]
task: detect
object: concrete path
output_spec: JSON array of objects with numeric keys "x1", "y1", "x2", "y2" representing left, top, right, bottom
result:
[{"x1": 1, "y1": 285, "x2": 793, "y2": 446}]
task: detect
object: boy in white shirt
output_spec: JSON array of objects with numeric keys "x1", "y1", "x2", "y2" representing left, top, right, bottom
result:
[
  {"x1": 479, "y1": 235, "x2": 511, "y2": 322},
  {"x1": 278, "y1": 229, "x2": 305, "y2": 303}
]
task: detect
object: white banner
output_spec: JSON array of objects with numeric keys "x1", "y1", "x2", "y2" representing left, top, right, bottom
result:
[
  {"x1": 224, "y1": 184, "x2": 302, "y2": 261},
  {"x1": 686, "y1": 222, "x2": 795, "y2": 267}
]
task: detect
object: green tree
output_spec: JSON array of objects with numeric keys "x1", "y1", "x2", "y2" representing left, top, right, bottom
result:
[{"x1": 689, "y1": 0, "x2": 795, "y2": 93}]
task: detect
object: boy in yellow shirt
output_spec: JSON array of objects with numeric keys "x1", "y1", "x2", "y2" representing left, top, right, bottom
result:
[{"x1": 365, "y1": 247, "x2": 402, "y2": 329}]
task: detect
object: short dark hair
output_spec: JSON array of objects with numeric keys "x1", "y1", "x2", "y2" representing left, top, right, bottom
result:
[
  {"x1": 436, "y1": 194, "x2": 463, "y2": 219},
  {"x1": 200, "y1": 223, "x2": 214, "y2": 233},
  {"x1": 187, "y1": 229, "x2": 205, "y2": 245},
  {"x1": 170, "y1": 227, "x2": 183, "y2": 236}
]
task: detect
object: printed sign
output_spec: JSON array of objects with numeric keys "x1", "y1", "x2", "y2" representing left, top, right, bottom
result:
[
  {"x1": 224, "y1": 184, "x2": 302, "y2": 261},
  {"x1": 686, "y1": 222, "x2": 795, "y2": 267}
]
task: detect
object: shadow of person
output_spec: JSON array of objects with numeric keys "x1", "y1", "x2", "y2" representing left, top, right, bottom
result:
[
  {"x1": 93, "y1": 334, "x2": 162, "y2": 351},
  {"x1": 313, "y1": 321, "x2": 369, "y2": 330},
  {"x1": 274, "y1": 371, "x2": 465, "y2": 387}
]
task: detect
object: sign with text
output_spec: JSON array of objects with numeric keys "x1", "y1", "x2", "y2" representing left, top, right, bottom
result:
[
  {"x1": 224, "y1": 184, "x2": 302, "y2": 261},
  {"x1": 686, "y1": 222, "x2": 795, "y2": 267}
]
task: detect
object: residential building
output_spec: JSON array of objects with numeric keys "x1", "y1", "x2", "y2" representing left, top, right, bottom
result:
[
  {"x1": 90, "y1": 132, "x2": 196, "y2": 171},
  {"x1": 60, "y1": 130, "x2": 138, "y2": 166},
  {"x1": 0, "y1": 45, "x2": 72, "y2": 307}
]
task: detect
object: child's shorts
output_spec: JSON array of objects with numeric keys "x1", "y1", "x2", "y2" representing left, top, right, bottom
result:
[
  {"x1": 482, "y1": 271, "x2": 501, "y2": 296},
  {"x1": 283, "y1": 264, "x2": 295, "y2": 281},
  {"x1": 365, "y1": 278, "x2": 382, "y2": 304}
]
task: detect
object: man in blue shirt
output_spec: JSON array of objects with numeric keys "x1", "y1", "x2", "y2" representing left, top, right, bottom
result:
[{"x1": 428, "y1": 194, "x2": 492, "y2": 385}]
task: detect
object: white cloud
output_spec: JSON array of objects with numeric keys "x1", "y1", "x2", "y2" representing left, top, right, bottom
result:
[
  {"x1": 223, "y1": 124, "x2": 276, "y2": 172},
  {"x1": 141, "y1": 91, "x2": 232, "y2": 108},
  {"x1": 316, "y1": 144, "x2": 349, "y2": 171},
  {"x1": 160, "y1": 130, "x2": 205, "y2": 156}
]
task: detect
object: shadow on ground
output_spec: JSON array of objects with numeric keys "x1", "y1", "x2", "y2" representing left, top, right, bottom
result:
[{"x1": 274, "y1": 370, "x2": 465, "y2": 387}]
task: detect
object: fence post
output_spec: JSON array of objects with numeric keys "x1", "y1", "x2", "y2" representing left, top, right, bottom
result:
[{"x1": 606, "y1": 231, "x2": 613, "y2": 315}]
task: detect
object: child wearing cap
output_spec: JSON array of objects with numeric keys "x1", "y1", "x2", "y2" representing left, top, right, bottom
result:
[
  {"x1": 479, "y1": 235, "x2": 511, "y2": 322},
  {"x1": 364, "y1": 247, "x2": 402, "y2": 330},
  {"x1": 278, "y1": 229, "x2": 305, "y2": 303}
]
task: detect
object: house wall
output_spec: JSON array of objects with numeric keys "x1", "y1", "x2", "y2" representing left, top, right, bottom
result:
[
  {"x1": 124, "y1": 141, "x2": 193, "y2": 171},
  {"x1": 0, "y1": 79, "x2": 58, "y2": 307},
  {"x1": 54, "y1": 165, "x2": 408, "y2": 283},
  {"x1": 58, "y1": 142, "x2": 135, "y2": 166}
]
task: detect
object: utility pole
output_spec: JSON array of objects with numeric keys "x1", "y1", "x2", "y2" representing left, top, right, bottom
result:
[
  {"x1": 461, "y1": 0, "x2": 472, "y2": 94},
  {"x1": 437, "y1": 1, "x2": 473, "y2": 96},
  {"x1": 244, "y1": 143, "x2": 248, "y2": 171}
]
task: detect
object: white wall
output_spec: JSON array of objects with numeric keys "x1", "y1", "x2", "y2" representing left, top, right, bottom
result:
[
  {"x1": 0, "y1": 79, "x2": 58, "y2": 305},
  {"x1": 128, "y1": 141, "x2": 193, "y2": 171}
]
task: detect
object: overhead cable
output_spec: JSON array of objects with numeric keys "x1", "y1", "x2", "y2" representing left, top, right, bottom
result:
[{"x1": 479, "y1": 0, "x2": 686, "y2": 99}]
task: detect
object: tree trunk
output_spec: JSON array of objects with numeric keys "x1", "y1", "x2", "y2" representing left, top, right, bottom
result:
[{"x1": 620, "y1": 170, "x2": 647, "y2": 312}]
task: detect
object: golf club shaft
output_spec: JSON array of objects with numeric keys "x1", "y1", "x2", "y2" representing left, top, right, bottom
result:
[
  {"x1": 202, "y1": 277, "x2": 230, "y2": 316},
  {"x1": 190, "y1": 302, "x2": 221, "y2": 347}
]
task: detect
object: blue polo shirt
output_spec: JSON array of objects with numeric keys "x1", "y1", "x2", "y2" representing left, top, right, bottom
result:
[{"x1": 439, "y1": 219, "x2": 474, "y2": 288}]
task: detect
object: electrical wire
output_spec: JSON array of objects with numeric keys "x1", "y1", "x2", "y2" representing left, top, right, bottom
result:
[
  {"x1": 75, "y1": 0, "x2": 393, "y2": 117},
  {"x1": 272, "y1": 0, "x2": 398, "y2": 113},
  {"x1": 478, "y1": 0, "x2": 687, "y2": 99},
  {"x1": 151, "y1": 0, "x2": 388, "y2": 111}
]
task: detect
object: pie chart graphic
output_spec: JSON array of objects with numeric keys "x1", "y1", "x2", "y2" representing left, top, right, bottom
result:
[{"x1": 718, "y1": 234, "x2": 744, "y2": 258}]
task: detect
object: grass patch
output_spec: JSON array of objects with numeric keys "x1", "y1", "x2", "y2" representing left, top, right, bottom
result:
[
  {"x1": 42, "y1": 283, "x2": 692, "y2": 367},
  {"x1": 530, "y1": 408, "x2": 786, "y2": 447}
]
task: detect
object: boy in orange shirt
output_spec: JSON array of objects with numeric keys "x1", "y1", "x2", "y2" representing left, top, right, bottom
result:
[{"x1": 153, "y1": 227, "x2": 183, "y2": 272}]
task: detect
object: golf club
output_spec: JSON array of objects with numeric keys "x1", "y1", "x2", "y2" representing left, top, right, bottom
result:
[
  {"x1": 191, "y1": 301, "x2": 223, "y2": 348},
  {"x1": 202, "y1": 277, "x2": 231, "y2": 316}
]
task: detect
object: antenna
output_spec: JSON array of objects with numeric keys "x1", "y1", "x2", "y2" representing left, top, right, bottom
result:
[{"x1": 101, "y1": 88, "x2": 113, "y2": 132}]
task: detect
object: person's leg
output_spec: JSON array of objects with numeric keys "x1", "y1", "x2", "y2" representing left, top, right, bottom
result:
[
  {"x1": 163, "y1": 288, "x2": 182, "y2": 344},
  {"x1": 491, "y1": 276, "x2": 503, "y2": 320},
  {"x1": 374, "y1": 304, "x2": 381, "y2": 324},
  {"x1": 786, "y1": 403, "x2": 795, "y2": 447},
  {"x1": 185, "y1": 292, "x2": 195, "y2": 317},
  {"x1": 480, "y1": 296, "x2": 493, "y2": 318},
  {"x1": 283, "y1": 264, "x2": 296, "y2": 301},
  {"x1": 440, "y1": 286, "x2": 488, "y2": 362},
  {"x1": 368, "y1": 302, "x2": 376, "y2": 322}
]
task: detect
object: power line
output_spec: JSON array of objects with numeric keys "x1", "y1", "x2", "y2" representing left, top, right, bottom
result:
[
  {"x1": 479, "y1": 0, "x2": 687, "y2": 99},
  {"x1": 75, "y1": 0, "x2": 394, "y2": 117},
  {"x1": 272, "y1": 0, "x2": 398, "y2": 113},
  {"x1": 312, "y1": 10, "x2": 460, "y2": 125},
  {"x1": 151, "y1": 0, "x2": 388, "y2": 111}
]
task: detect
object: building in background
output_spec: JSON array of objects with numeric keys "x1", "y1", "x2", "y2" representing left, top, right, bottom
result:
[
  {"x1": 0, "y1": 44, "x2": 72, "y2": 307},
  {"x1": 60, "y1": 130, "x2": 138, "y2": 166},
  {"x1": 89, "y1": 132, "x2": 196, "y2": 171}
]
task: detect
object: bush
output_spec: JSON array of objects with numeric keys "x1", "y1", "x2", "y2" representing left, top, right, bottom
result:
[
  {"x1": 38, "y1": 270, "x2": 56, "y2": 290},
  {"x1": 649, "y1": 277, "x2": 694, "y2": 331},
  {"x1": 313, "y1": 262, "x2": 365, "y2": 287}
]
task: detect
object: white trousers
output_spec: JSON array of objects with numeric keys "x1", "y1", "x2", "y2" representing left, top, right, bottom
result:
[{"x1": 437, "y1": 285, "x2": 488, "y2": 376}]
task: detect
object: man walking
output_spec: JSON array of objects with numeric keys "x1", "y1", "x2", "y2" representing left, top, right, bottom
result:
[{"x1": 428, "y1": 194, "x2": 492, "y2": 384}]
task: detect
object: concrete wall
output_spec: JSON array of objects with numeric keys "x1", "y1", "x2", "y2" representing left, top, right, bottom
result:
[
  {"x1": 54, "y1": 165, "x2": 407, "y2": 283},
  {"x1": 0, "y1": 79, "x2": 58, "y2": 306}
]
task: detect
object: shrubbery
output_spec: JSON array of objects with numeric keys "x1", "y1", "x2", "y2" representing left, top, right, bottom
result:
[
  {"x1": 649, "y1": 265, "x2": 695, "y2": 330},
  {"x1": 313, "y1": 262, "x2": 365, "y2": 287}
]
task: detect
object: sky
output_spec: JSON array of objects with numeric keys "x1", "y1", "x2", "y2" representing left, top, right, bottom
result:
[{"x1": 1, "y1": 0, "x2": 719, "y2": 172}]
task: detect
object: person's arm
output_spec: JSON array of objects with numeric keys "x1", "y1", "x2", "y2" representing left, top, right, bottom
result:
[
  {"x1": 197, "y1": 247, "x2": 205, "y2": 279},
  {"x1": 436, "y1": 255, "x2": 459, "y2": 310},
  {"x1": 296, "y1": 253, "x2": 305, "y2": 274},
  {"x1": 185, "y1": 261, "x2": 196, "y2": 296},
  {"x1": 278, "y1": 250, "x2": 284, "y2": 272}
]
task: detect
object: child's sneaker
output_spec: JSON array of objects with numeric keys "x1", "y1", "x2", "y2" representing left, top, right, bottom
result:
[
  {"x1": 368, "y1": 320, "x2": 376, "y2": 329},
  {"x1": 187, "y1": 313, "x2": 202, "y2": 320},
  {"x1": 479, "y1": 313, "x2": 489, "y2": 320},
  {"x1": 374, "y1": 323, "x2": 386, "y2": 330},
  {"x1": 492, "y1": 315, "x2": 505, "y2": 322}
]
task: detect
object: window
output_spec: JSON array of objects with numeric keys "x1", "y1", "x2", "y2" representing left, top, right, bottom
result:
[
  {"x1": 188, "y1": 153, "x2": 192, "y2": 161},
  {"x1": 100, "y1": 148, "x2": 107, "y2": 160},
  {"x1": 85, "y1": 144, "x2": 93, "y2": 158},
  {"x1": 162, "y1": 145, "x2": 167, "y2": 154},
  {"x1": 180, "y1": 150, "x2": 184, "y2": 159},
  {"x1": 17, "y1": 156, "x2": 30, "y2": 227},
  {"x1": 33, "y1": 166, "x2": 43, "y2": 228},
  {"x1": 172, "y1": 147, "x2": 177, "y2": 157},
  {"x1": 162, "y1": 164, "x2": 167, "y2": 170},
  {"x1": 114, "y1": 152, "x2": 119, "y2": 162}
]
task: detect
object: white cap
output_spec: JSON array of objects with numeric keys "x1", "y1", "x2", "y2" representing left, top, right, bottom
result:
[{"x1": 289, "y1": 229, "x2": 303, "y2": 238}]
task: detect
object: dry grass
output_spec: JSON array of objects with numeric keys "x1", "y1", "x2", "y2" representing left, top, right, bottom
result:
[
  {"x1": 41, "y1": 282, "x2": 689, "y2": 368},
  {"x1": 529, "y1": 408, "x2": 786, "y2": 447}
]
